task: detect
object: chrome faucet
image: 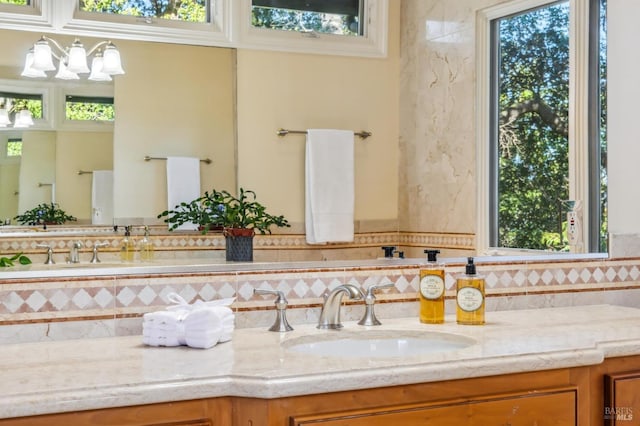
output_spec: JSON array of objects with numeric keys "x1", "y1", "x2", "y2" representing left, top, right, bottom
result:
[
  {"x1": 90, "y1": 242, "x2": 109, "y2": 264},
  {"x1": 68, "y1": 241, "x2": 83, "y2": 263},
  {"x1": 317, "y1": 284, "x2": 364, "y2": 329},
  {"x1": 358, "y1": 283, "x2": 394, "y2": 326},
  {"x1": 254, "y1": 288, "x2": 294, "y2": 332},
  {"x1": 36, "y1": 243, "x2": 55, "y2": 265}
]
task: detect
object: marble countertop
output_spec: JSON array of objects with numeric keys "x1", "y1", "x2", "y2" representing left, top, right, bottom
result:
[{"x1": 2, "y1": 304, "x2": 640, "y2": 419}]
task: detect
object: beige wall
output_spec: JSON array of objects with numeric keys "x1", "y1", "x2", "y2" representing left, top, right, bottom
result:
[
  {"x1": 235, "y1": 2, "x2": 401, "y2": 227},
  {"x1": 0, "y1": 163, "x2": 19, "y2": 221},
  {"x1": 113, "y1": 40, "x2": 236, "y2": 222},
  {"x1": 56, "y1": 131, "x2": 113, "y2": 222},
  {"x1": 17, "y1": 131, "x2": 55, "y2": 212}
]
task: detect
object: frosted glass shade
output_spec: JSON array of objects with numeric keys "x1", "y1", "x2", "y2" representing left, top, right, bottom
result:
[
  {"x1": 32, "y1": 40, "x2": 56, "y2": 71},
  {"x1": 55, "y1": 61, "x2": 80, "y2": 80},
  {"x1": 0, "y1": 109, "x2": 11, "y2": 127},
  {"x1": 88, "y1": 55, "x2": 112, "y2": 82},
  {"x1": 66, "y1": 40, "x2": 90, "y2": 74},
  {"x1": 13, "y1": 110, "x2": 34, "y2": 128},
  {"x1": 102, "y1": 43, "x2": 125, "y2": 75},
  {"x1": 21, "y1": 51, "x2": 47, "y2": 78}
]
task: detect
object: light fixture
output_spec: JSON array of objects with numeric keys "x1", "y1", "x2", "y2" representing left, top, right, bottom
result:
[
  {"x1": 22, "y1": 35, "x2": 125, "y2": 81},
  {"x1": 0, "y1": 107, "x2": 33, "y2": 128}
]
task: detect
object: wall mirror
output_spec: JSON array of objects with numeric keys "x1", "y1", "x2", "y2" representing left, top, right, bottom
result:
[{"x1": 0, "y1": 27, "x2": 237, "y2": 236}]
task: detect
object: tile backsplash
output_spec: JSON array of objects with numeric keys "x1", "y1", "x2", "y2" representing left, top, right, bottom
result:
[{"x1": 2, "y1": 255, "x2": 639, "y2": 344}]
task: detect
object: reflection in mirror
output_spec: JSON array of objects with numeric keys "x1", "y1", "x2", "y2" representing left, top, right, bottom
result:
[{"x1": 0, "y1": 27, "x2": 237, "y2": 233}]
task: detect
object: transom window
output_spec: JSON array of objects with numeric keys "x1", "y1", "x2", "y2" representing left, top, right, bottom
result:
[
  {"x1": 78, "y1": 0, "x2": 209, "y2": 24},
  {"x1": 0, "y1": 91, "x2": 43, "y2": 120},
  {"x1": 6, "y1": 138, "x2": 22, "y2": 157},
  {"x1": 251, "y1": 0, "x2": 363, "y2": 36},
  {"x1": 65, "y1": 95, "x2": 114, "y2": 122}
]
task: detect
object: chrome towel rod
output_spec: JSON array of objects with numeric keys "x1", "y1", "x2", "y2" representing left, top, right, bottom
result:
[
  {"x1": 144, "y1": 155, "x2": 212, "y2": 165},
  {"x1": 277, "y1": 128, "x2": 372, "y2": 140},
  {"x1": 77, "y1": 170, "x2": 93, "y2": 175}
]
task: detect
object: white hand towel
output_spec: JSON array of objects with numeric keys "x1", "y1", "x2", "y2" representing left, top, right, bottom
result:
[
  {"x1": 91, "y1": 170, "x2": 114, "y2": 225},
  {"x1": 305, "y1": 129, "x2": 355, "y2": 244},
  {"x1": 166, "y1": 157, "x2": 201, "y2": 231}
]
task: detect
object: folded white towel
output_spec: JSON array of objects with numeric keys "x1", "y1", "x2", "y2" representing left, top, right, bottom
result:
[
  {"x1": 305, "y1": 129, "x2": 355, "y2": 244},
  {"x1": 142, "y1": 293, "x2": 235, "y2": 349},
  {"x1": 91, "y1": 170, "x2": 114, "y2": 225}
]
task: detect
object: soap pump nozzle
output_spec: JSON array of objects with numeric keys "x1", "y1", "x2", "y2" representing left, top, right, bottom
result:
[
  {"x1": 424, "y1": 249, "x2": 440, "y2": 262},
  {"x1": 465, "y1": 257, "x2": 476, "y2": 275}
]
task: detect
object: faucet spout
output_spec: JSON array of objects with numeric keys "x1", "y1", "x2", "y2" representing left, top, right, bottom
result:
[
  {"x1": 68, "y1": 241, "x2": 83, "y2": 264},
  {"x1": 317, "y1": 284, "x2": 364, "y2": 329}
]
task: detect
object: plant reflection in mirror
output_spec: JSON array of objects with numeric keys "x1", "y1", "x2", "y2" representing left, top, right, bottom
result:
[{"x1": 158, "y1": 188, "x2": 290, "y2": 235}]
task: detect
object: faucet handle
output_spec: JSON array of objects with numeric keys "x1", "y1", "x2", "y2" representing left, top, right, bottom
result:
[
  {"x1": 358, "y1": 283, "x2": 394, "y2": 326},
  {"x1": 254, "y1": 288, "x2": 294, "y2": 332},
  {"x1": 364, "y1": 282, "x2": 394, "y2": 298},
  {"x1": 90, "y1": 242, "x2": 110, "y2": 264},
  {"x1": 36, "y1": 243, "x2": 55, "y2": 265}
]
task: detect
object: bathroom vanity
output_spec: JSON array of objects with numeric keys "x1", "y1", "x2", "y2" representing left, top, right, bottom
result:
[{"x1": 1, "y1": 305, "x2": 639, "y2": 425}]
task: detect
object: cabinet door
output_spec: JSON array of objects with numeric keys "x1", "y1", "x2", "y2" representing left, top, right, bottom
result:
[
  {"x1": 291, "y1": 389, "x2": 576, "y2": 426},
  {"x1": 604, "y1": 371, "x2": 640, "y2": 425}
]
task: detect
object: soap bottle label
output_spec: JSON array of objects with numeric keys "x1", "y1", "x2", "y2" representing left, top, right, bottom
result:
[
  {"x1": 456, "y1": 287, "x2": 483, "y2": 312},
  {"x1": 420, "y1": 275, "x2": 445, "y2": 300}
]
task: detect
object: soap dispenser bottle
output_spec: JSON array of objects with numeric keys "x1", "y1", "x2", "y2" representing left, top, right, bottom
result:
[
  {"x1": 120, "y1": 226, "x2": 135, "y2": 262},
  {"x1": 139, "y1": 226, "x2": 154, "y2": 261},
  {"x1": 419, "y1": 249, "x2": 446, "y2": 324},
  {"x1": 456, "y1": 257, "x2": 485, "y2": 325}
]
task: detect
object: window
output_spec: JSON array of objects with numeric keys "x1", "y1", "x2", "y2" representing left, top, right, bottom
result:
[
  {"x1": 78, "y1": 0, "x2": 209, "y2": 24},
  {"x1": 0, "y1": 0, "x2": 50, "y2": 30},
  {"x1": 239, "y1": 0, "x2": 388, "y2": 57},
  {"x1": 65, "y1": 95, "x2": 114, "y2": 122},
  {"x1": 6, "y1": 138, "x2": 22, "y2": 157},
  {"x1": 477, "y1": 0, "x2": 607, "y2": 254},
  {"x1": 251, "y1": 0, "x2": 363, "y2": 36},
  {"x1": 69, "y1": 0, "x2": 229, "y2": 46},
  {"x1": 0, "y1": 90, "x2": 44, "y2": 121}
]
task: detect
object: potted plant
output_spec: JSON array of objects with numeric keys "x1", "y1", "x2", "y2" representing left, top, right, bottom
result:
[
  {"x1": 202, "y1": 188, "x2": 290, "y2": 261},
  {"x1": 157, "y1": 198, "x2": 220, "y2": 233},
  {"x1": 14, "y1": 203, "x2": 77, "y2": 226}
]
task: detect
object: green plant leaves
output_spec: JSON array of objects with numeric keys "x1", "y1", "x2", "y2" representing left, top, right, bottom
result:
[
  {"x1": 0, "y1": 252, "x2": 32, "y2": 267},
  {"x1": 157, "y1": 187, "x2": 290, "y2": 234}
]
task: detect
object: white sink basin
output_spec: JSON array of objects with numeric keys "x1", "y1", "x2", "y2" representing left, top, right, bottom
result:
[{"x1": 283, "y1": 330, "x2": 475, "y2": 359}]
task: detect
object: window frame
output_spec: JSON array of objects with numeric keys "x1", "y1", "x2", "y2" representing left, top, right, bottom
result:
[
  {"x1": 476, "y1": 0, "x2": 604, "y2": 255},
  {"x1": 0, "y1": 0, "x2": 53, "y2": 31},
  {"x1": 236, "y1": 0, "x2": 388, "y2": 57},
  {"x1": 0, "y1": 78, "x2": 53, "y2": 131},
  {"x1": 59, "y1": 1, "x2": 232, "y2": 47},
  {"x1": 54, "y1": 83, "x2": 114, "y2": 132}
]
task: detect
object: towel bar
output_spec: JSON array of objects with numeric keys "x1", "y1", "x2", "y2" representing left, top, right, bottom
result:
[
  {"x1": 77, "y1": 170, "x2": 93, "y2": 175},
  {"x1": 277, "y1": 128, "x2": 372, "y2": 139},
  {"x1": 144, "y1": 156, "x2": 212, "y2": 165}
]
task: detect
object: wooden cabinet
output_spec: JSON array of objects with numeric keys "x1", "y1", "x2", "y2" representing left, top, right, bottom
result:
[
  {"x1": 6, "y1": 356, "x2": 640, "y2": 426},
  {"x1": 604, "y1": 370, "x2": 640, "y2": 425},
  {"x1": 0, "y1": 399, "x2": 231, "y2": 426},
  {"x1": 290, "y1": 388, "x2": 577, "y2": 426}
]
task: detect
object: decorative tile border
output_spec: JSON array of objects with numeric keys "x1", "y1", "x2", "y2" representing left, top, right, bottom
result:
[{"x1": 2, "y1": 257, "x2": 640, "y2": 328}]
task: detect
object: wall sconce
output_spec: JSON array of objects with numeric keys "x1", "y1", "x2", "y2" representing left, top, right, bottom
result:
[{"x1": 21, "y1": 36, "x2": 125, "y2": 81}]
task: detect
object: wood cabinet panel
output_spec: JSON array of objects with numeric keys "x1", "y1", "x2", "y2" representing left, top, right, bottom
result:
[
  {"x1": 290, "y1": 389, "x2": 576, "y2": 426},
  {"x1": 604, "y1": 371, "x2": 640, "y2": 425},
  {"x1": 0, "y1": 398, "x2": 231, "y2": 426}
]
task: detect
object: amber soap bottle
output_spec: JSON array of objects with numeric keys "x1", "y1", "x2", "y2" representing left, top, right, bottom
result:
[
  {"x1": 419, "y1": 249, "x2": 446, "y2": 324},
  {"x1": 456, "y1": 257, "x2": 485, "y2": 325}
]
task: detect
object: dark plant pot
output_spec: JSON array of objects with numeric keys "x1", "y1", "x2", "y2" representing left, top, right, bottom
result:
[{"x1": 224, "y1": 228, "x2": 255, "y2": 262}]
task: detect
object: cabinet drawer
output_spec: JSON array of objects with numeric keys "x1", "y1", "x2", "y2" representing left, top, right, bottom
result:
[{"x1": 291, "y1": 388, "x2": 576, "y2": 426}]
